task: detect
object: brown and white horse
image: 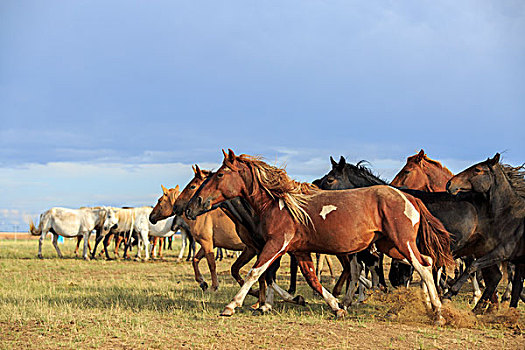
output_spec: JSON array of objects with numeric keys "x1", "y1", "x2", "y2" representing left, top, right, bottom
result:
[{"x1": 186, "y1": 150, "x2": 454, "y2": 322}]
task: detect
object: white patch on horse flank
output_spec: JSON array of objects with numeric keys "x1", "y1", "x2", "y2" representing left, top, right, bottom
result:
[
  {"x1": 279, "y1": 199, "x2": 285, "y2": 210},
  {"x1": 319, "y1": 205, "x2": 337, "y2": 220},
  {"x1": 392, "y1": 188, "x2": 420, "y2": 227}
]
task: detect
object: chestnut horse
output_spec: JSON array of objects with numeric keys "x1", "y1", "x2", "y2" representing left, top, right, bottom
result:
[
  {"x1": 446, "y1": 153, "x2": 525, "y2": 309},
  {"x1": 391, "y1": 150, "x2": 453, "y2": 191},
  {"x1": 149, "y1": 180, "x2": 245, "y2": 292},
  {"x1": 186, "y1": 150, "x2": 454, "y2": 322}
]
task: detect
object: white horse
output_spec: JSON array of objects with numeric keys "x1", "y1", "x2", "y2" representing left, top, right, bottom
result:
[
  {"x1": 103, "y1": 207, "x2": 156, "y2": 260},
  {"x1": 29, "y1": 207, "x2": 110, "y2": 260}
]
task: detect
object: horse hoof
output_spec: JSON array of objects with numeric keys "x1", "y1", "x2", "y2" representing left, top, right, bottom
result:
[
  {"x1": 252, "y1": 308, "x2": 264, "y2": 316},
  {"x1": 211, "y1": 285, "x2": 219, "y2": 292},
  {"x1": 293, "y1": 295, "x2": 306, "y2": 306},
  {"x1": 335, "y1": 309, "x2": 347, "y2": 319},
  {"x1": 220, "y1": 307, "x2": 235, "y2": 317},
  {"x1": 200, "y1": 282, "x2": 209, "y2": 291},
  {"x1": 442, "y1": 298, "x2": 451, "y2": 305},
  {"x1": 38, "y1": 255, "x2": 43, "y2": 259},
  {"x1": 434, "y1": 316, "x2": 446, "y2": 327}
]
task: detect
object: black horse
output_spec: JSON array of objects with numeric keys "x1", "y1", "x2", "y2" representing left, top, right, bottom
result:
[
  {"x1": 446, "y1": 153, "x2": 525, "y2": 309},
  {"x1": 316, "y1": 155, "x2": 521, "y2": 313}
]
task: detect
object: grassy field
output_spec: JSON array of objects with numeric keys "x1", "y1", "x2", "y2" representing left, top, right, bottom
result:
[{"x1": 0, "y1": 237, "x2": 524, "y2": 349}]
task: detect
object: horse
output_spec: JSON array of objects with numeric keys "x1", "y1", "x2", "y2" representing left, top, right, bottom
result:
[
  {"x1": 150, "y1": 175, "x2": 245, "y2": 292},
  {"x1": 186, "y1": 150, "x2": 454, "y2": 323},
  {"x1": 446, "y1": 153, "x2": 525, "y2": 309},
  {"x1": 391, "y1": 149, "x2": 453, "y2": 191},
  {"x1": 103, "y1": 207, "x2": 155, "y2": 260},
  {"x1": 29, "y1": 207, "x2": 110, "y2": 260},
  {"x1": 319, "y1": 154, "x2": 496, "y2": 310}
]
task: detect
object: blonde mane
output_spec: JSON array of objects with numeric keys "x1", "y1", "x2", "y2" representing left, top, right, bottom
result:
[{"x1": 233, "y1": 154, "x2": 318, "y2": 226}]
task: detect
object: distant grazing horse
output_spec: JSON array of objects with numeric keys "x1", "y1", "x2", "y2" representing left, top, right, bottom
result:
[
  {"x1": 391, "y1": 149, "x2": 453, "y2": 191},
  {"x1": 103, "y1": 207, "x2": 154, "y2": 260},
  {"x1": 186, "y1": 150, "x2": 454, "y2": 323},
  {"x1": 150, "y1": 172, "x2": 245, "y2": 292},
  {"x1": 29, "y1": 207, "x2": 110, "y2": 259},
  {"x1": 446, "y1": 153, "x2": 525, "y2": 309}
]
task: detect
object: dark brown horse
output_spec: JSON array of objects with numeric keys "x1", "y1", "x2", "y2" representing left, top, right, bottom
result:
[
  {"x1": 187, "y1": 150, "x2": 454, "y2": 322},
  {"x1": 391, "y1": 150, "x2": 453, "y2": 192},
  {"x1": 446, "y1": 153, "x2": 525, "y2": 309}
]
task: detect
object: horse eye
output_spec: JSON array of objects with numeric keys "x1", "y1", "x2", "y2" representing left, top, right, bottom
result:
[
  {"x1": 475, "y1": 168, "x2": 482, "y2": 173},
  {"x1": 327, "y1": 177, "x2": 335, "y2": 183},
  {"x1": 404, "y1": 170, "x2": 410, "y2": 174},
  {"x1": 217, "y1": 173, "x2": 224, "y2": 178},
  {"x1": 190, "y1": 185, "x2": 196, "y2": 189}
]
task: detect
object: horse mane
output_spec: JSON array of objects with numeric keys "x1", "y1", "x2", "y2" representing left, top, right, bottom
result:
[
  {"x1": 234, "y1": 154, "x2": 318, "y2": 226},
  {"x1": 351, "y1": 160, "x2": 389, "y2": 185},
  {"x1": 501, "y1": 163, "x2": 525, "y2": 200},
  {"x1": 408, "y1": 153, "x2": 454, "y2": 177}
]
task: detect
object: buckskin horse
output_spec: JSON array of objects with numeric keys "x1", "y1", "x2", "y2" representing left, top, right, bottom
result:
[
  {"x1": 446, "y1": 153, "x2": 525, "y2": 310},
  {"x1": 186, "y1": 150, "x2": 454, "y2": 323},
  {"x1": 149, "y1": 176, "x2": 246, "y2": 293}
]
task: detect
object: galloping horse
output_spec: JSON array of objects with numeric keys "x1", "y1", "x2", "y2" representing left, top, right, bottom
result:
[
  {"x1": 186, "y1": 150, "x2": 454, "y2": 322},
  {"x1": 446, "y1": 153, "x2": 525, "y2": 309},
  {"x1": 149, "y1": 171, "x2": 245, "y2": 292},
  {"x1": 391, "y1": 150, "x2": 453, "y2": 191}
]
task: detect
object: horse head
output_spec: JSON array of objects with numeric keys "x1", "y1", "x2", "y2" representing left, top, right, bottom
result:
[{"x1": 149, "y1": 184, "x2": 180, "y2": 224}]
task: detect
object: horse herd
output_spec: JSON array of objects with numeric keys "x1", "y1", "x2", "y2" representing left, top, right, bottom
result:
[{"x1": 28, "y1": 149, "x2": 525, "y2": 325}]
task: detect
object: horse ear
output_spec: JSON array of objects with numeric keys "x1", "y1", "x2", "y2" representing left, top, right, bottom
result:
[
  {"x1": 174, "y1": 185, "x2": 180, "y2": 192},
  {"x1": 227, "y1": 149, "x2": 236, "y2": 162},
  {"x1": 330, "y1": 156, "x2": 337, "y2": 168},
  {"x1": 339, "y1": 156, "x2": 346, "y2": 167},
  {"x1": 488, "y1": 153, "x2": 500, "y2": 166},
  {"x1": 195, "y1": 164, "x2": 204, "y2": 179},
  {"x1": 192, "y1": 165, "x2": 197, "y2": 174},
  {"x1": 161, "y1": 184, "x2": 168, "y2": 195},
  {"x1": 415, "y1": 149, "x2": 425, "y2": 162},
  {"x1": 222, "y1": 149, "x2": 228, "y2": 159}
]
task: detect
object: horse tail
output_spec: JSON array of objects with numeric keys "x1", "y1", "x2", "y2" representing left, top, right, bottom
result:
[
  {"x1": 413, "y1": 198, "x2": 455, "y2": 268},
  {"x1": 29, "y1": 214, "x2": 44, "y2": 236}
]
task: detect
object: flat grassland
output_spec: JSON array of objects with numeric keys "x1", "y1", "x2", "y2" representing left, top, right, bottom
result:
[{"x1": 0, "y1": 237, "x2": 523, "y2": 349}]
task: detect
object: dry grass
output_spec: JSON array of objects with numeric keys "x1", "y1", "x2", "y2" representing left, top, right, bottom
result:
[{"x1": 0, "y1": 238, "x2": 524, "y2": 349}]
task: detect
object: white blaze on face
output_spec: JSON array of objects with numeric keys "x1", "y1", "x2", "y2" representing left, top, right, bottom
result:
[
  {"x1": 319, "y1": 205, "x2": 337, "y2": 220},
  {"x1": 392, "y1": 188, "x2": 420, "y2": 227}
]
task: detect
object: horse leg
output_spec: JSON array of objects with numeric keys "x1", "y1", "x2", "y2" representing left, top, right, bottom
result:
[
  {"x1": 103, "y1": 233, "x2": 113, "y2": 260},
  {"x1": 472, "y1": 265, "x2": 502, "y2": 314},
  {"x1": 325, "y1": 255, "x2": 336, "y2": 283},
  {"x1": 293, "y1": 252, "x2": 345, "y2": 318},
  {"x1": 178, "y1": 230, "x2": 186, "y2": 259},
  {"x1": 471, "y1": 271, "x2": 482, "y2": 305},
  {"x1": 510, "y1": 263, "x2": 525, "y2": 308},
  {"x1": 75, "y1": 236, "x2": 82, "y2": 257},
  {"x1": 231, "y1": 247, "x2": 259, "y2": 297},
  {"x1": 82, "y1": 232, "x2": 90, "y2": 260},
  {"x1": 159, "y1": 237, "x2": 164, "y2": 259},
  {"x1": 333, "y1": 254, "x2": 351, "y2": 297},
  {"x1": 220, "y1": 240, "x2": 290, "y2": 317},
  {"x1": 263, "y1": 256, "x2": 306, "y2": 310},
  {"x1": 51, "y1": 233, "x2": 63, "y2": 258},
  {"x1": 316, "y1": 253, "x2": 324, "y2": 282},
  {"x1": 342, "y1": 254, "x2": 362, "y2": 307},
  {"x1": 187, "y1": 234, "x2": 195, "y2": 261},
  {"x1": 91, "y1": 231, "x2": 105, "y2": 259},
  {"x1": 192, "y1": 247, "x2": 208, "y2": 291},
  {"x1": 38, "y1": 231, "x2": 46, "y2": 259},
  {"x1": 288, "y1": 253, "x2": 298, "y2": 295},
  {"x1": 204, "y1": 248, "x2": 219, "y2": 291}
]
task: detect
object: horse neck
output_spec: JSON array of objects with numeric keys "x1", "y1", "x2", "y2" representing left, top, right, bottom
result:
[
  {"x1": 488, "y1": 165, "x2": 525, "y2": 220},
  {"x1": 240, "y1": 164, "x2": 276, "y2": 217},
  {"x1": 425, "y1": 163, "x2": 452, "y2": 191},
  {"x1": 346, "y1": 166, "x2": 387, "y2": 187}
]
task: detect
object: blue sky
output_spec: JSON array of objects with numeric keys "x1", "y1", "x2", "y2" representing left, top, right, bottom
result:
[{"x1": 1, "y1": 1, "x2": 524, "y2": 230}]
